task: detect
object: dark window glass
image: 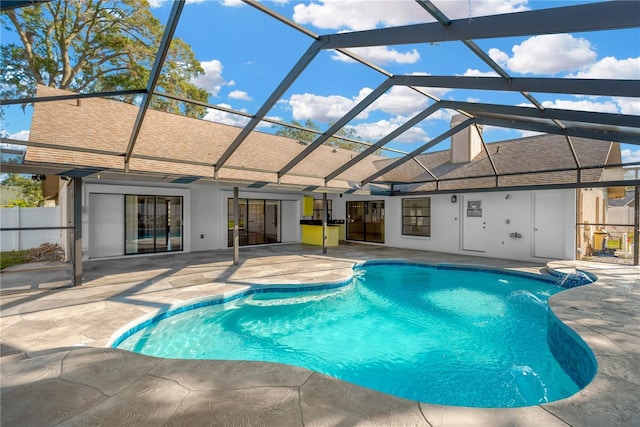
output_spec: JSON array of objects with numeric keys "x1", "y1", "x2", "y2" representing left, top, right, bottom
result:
[
  {"x1": 312, "y1": 199, "x2": 332, "y2": 220},
  {"x1": 125, "y1": 195, "x2": 183, "y2": 254},
  {"x1": 347, "y1": 200, "x2": 384, "y2": 243},
  {"x1": 402, "y1": 198, "x2": 431, "y2": 237},
  {"x1": 228, "y1": 198, "x2": 280, "y2": 247}
]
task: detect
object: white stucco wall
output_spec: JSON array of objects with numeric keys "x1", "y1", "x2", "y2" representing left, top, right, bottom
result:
[
  {"x1": 342, "y1": 189, "x2": 576, "y2": 262},
  {"x1": 83, "y1": 181, "x2": 191, "y2": 259},
  {"x1": 79, "y1": 178, "x2": 576, "y2": 263},
  {"x1": 190, "y1": 185, "x2": 305, "y2": 250},
  {"x1": 82, "y1": 180, "x2": 313, "y2": 259},
  {"x1": 189, "y1": 183, "x2": 223, "y2": 252}
]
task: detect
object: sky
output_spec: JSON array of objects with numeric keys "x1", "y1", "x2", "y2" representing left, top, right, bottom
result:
[{"x1": 1, "y1": 0, "x2": 639, "y2": 163}]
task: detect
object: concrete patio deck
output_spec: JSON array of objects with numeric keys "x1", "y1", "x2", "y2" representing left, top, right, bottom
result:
[{"x1": 1, "y1": 243, "x2": 639, "y2": 426}]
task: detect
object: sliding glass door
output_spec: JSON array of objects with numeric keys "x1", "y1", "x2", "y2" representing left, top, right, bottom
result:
[
  {"x1": 347, "y1": 200, "x2": 385, "y2": 243},
  {"x1": 125, "y1": 195, "x2": 183, "y2": 255},
  {"x1": 228, "y1": 198, "x2": 280, "y2": 246},
  {"x1": 265, "y1": 200, "x2": 280, "y2": 243}
]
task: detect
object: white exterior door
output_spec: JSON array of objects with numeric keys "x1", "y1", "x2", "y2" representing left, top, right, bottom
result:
[
  {"x1": 281, "y1": 200, "x2": 299, "y2": 243},
  {"x1": 534, "y1": 191, "x2": 565, "y2": 259},
  {"x1": 462, "y1": 197, "x2": 486, "y2": 252},
  {"x1": 89, "y1": 193, "x2": 124, "y2": 258}
]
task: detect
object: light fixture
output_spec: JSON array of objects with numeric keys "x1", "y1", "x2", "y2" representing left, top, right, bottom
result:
[{"x1": 450, "y1": 195, "x2": 457, "y2": 203}]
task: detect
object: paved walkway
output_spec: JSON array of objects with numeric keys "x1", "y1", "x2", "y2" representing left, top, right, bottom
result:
[{"x1": 1, "y1": 244, "x2": 638, "y2": 426}]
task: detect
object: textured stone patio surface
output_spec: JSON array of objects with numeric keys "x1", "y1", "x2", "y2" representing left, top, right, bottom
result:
[{"x1": 1, "y1": 243, "x2": 639, "y2": 426}]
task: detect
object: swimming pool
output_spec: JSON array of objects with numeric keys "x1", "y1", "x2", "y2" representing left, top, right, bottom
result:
[{"x1": 112, "y1": 261, "x2": 596, "y2": 408}]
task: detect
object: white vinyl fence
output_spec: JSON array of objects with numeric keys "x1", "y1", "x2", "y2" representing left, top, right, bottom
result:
[{"x1": 1, "y1": 206, "x2": 62, "y2": 251}]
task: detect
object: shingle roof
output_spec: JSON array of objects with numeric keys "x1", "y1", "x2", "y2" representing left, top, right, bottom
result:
[
  {"x1": 377, "y1": 133, "x2": 616, "y2": 191},
  {"x1": 26, "y1": 85, "x2": 620, "y2": 193},
  {"x1": 26, "y1": 85, "x2": 389, "y2": 190}
]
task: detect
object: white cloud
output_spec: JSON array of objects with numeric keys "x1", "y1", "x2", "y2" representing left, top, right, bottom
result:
[
  {"x1": 203, "y1": 104, "x2": 251, "y2": 127},
  {"x1": 517, "y1": 99, "x2": 622, "y2": 114},
  {"x1": 621, "y1": 148, "x2": 640, "y2": 163},
  {"x1": 287, "y1": 81, "x2": 450, "y2": 124},
  {"x1": 569, "y1": 56, "x2": 640, "y2": 79},
  {"x1": 432, "y1": 107, "x2": 456, "y2": 122},
  {"x1": 488, "y1": 48, "x2": 509, "y2": 67},
  {"x1": 288, "y1": 93, "x2": 358, "y2": 122},
  {"x1": 8, "y1": 130, "x2": 30, "y2": 141},
  {"x1": 287, "y1": 84, "x2": 445, "y2": 123},
  {"x1": 293, "y1": 0, "x2": 529, "y2": 31},
  {"x1": 539, "y1": 99, "x2": 619, "y2": 114},
  {"x1": 614, "y1": 97, "x2": 640, "y2": 116},
  {"x1": 191, "y1": 59, "x2": 233, "y2": 96},
  {"x1": 221, "y1": 0, "x2": 244, "y2": 7},
  {"x1": 393, "y1": 125, "x2": 430, "y2": 144},
  {"x1": 371, "y1": 86, "x2": 431, "y2": 116},
  {"x1": 489, "y1": 34, "x2": 597, "y2": 75},
  {"x1": 332, "y1": 46, "x2": 420, "y2": 65},
  {"x1": 293, "y1": 0, "x2": 426, "y2": 31},
  {"x1": 349, "y1": 118, "x2": 429, "y2": 144},
  {"x1": 436, "y1": 0, "x2": 529, "y2": 19},
  {"x1": 346, "y1": 119, "x2": 397, "y2": 142},
  {"x1": 229, "y1": 90, "x2": 251, "y2": 101},
  {"x1": 462, "y1": 68, "x2": 500, "y2": 77}
]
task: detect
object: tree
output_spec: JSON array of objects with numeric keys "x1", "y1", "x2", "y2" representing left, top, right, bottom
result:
[
  {"x1": 1, "y1": 173, "x2": 44, "y2": 207},
  {"x1": 1, "y1": 0, "x2": 209, "y2": 118},
  {"x1": 273, "y1": 119, "x2": 369, "y2": 152}
]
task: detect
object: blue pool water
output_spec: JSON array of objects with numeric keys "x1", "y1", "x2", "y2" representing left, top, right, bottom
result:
[{"x1": 114, "y1": 262, "x2": 596, "y2": 408}]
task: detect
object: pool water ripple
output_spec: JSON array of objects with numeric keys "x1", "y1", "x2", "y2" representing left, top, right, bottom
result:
[{"x1": 114, "y1": 261, "x2": 596, "y2": 408}]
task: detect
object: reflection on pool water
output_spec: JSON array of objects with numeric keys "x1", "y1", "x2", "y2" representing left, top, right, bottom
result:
[{"x1": 113, "y1": 261, "x2": 596, "y2": 408}]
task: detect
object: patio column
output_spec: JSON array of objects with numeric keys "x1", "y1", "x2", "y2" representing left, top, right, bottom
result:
[
  {"x1": 233, "y1": 186, "x2": 239, "y2": 265},
  {"x1": 71, "y1": 177, "x2": 82, "y2": 286},
  {"x1": 634, "y1": 185, "x2": 639, "y2": 266},
  {"x1": 322, "y1": 192, "x2": 328, "y2": 255}
]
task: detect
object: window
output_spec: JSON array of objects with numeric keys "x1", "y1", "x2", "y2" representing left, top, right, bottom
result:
[
  {"x1": 312, "y1": 199, "x2": 332, "y2": 220},
  {"x1": 125, "y1": 195, "x2": 183, "y2": 254},
  {"x1": 402, "y1": 198, "x2": 430, "y2": 237},
  {"x1": 347, "y1": 200, "x2": 385, "y2": 243},
  {"x1": 228, "y1": 198, "x2": 280, "y2": 246}
]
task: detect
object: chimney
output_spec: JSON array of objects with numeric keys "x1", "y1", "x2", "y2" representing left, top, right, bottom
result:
[{"x1": 450, "y1": 114, "x2": 483, "y2": 163}]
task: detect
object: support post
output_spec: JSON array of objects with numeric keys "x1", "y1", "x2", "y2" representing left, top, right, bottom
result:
[
  {"x1": 72, "y1": 177, "x2": 83, "y2": 286},
  {"x1": 322, "y1": 192, "x2": 328, "y2": 255},
  {"x1": 634, "y1": 185, "x2": 639, "y2": 266},
  {"x1": 233, "y1": 186, "x2": 239, "y2": 265}
]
